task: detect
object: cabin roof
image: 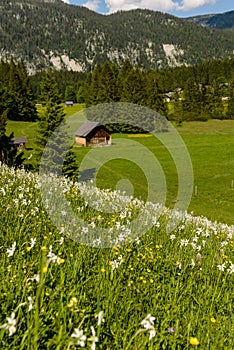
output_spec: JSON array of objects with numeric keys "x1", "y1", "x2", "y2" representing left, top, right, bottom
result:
[
  {"x1": 9, "y1": 137, "x2": 28, "y2": 145},
  {"x1": 75, "y1": 121, "x2": 102, "y2": 137}
]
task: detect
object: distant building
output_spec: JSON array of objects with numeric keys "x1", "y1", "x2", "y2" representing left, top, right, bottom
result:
[
  {"x1": 75, "y1": 121, "x2": 111, "y2": 147},
  {"x1": 65, "y1": 101, "x2": 74, "y2": 107},
  {"x1": 9, "y1": 137, "x2": 27, "y2": 151}
]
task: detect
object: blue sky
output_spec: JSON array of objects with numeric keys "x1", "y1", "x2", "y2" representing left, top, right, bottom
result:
[{"x1": 65, "y1": 0, "x2": 233, "y2": 17}]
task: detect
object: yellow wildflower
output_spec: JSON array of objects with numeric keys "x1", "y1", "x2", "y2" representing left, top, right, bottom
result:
[{"x1": 190, "y1": 337, "x2": 199, "y2": 346}]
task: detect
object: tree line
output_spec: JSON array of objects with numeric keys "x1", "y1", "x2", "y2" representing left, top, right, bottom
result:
[{"x1": 0, "y1": 57, "x2": 233, "y2": 170}]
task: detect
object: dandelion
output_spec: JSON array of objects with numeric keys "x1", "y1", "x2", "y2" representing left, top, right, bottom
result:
[
  {"x1": 190, "y1": 337, "x2": 199, "y2": 346},
  {"x1": 68, "y1": 297, "x2": 78, "y2": 308},
  {"x1": 42, "y1": 266, "x2": 48, "y2": 273},
  {"x1": 0, "y1": 312, "x2": 17, "y2": 336},
  {"x1": 6, "y1": 242, "x2": 16, "y2": 257},
  {"x1": 210, "y1": 317, "x2": 216, "y2": 323},
  {"x1": 100, "y1": 268, "x2": 105, "y2": 273},
  {"x1": 71, "y1": 328, "x2": 86, "y2": 347}
]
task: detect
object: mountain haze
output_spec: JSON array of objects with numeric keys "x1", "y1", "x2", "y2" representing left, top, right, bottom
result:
[
  {"x1": 186, "y1": 10, "x2": 234, "y2": 29},
  {"x1": 0, "y1": 0, "x2": 233, "y2": 72}
]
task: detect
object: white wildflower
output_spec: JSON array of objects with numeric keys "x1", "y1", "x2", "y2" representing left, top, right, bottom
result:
[
  {"x1": 95, "y1": 311, "x2": 105, "y2": 326},
  {"x1": 217, "y1": 263, "x2": 226, "y2": 271},
  {"x1": 149, "y1": 328, "x2": 156, "y2": 340},
  {"x1": 180, "y1": 239, "x2": 189, "y2": 246},
  {"x1": 0, "y1": 312, "x2": 17, "y2": 336},
  {"x1": 30, "y1": 238, "x2": 36, "y2": 249},
  {"x1": 89, "y1": 326, "x2": 98, "y2": 350},
  {"x1": 71, "y1": 328, "x2": 86, "y2": 347},
  {"x1": 28, "y1": 296, "x2": 33, "y2": 311},
  {"x1": 141, "y1": 314, "x2": 155, "y2": 329},
  {"x1": 6, "y1": 242, "x2": 16, "y2": 257},
  {"x1": 141, "y1": 314, "x2": 156, "y2": 340},
  {"x1": 228, "y1": 264, "x2": 234, "y2": 274}
]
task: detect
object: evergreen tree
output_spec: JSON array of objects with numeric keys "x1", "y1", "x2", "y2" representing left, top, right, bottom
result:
[
  {"x1": 226, "y1": 80, "x2": 234, "y2": 119},
  {"x1": 146, "y1": 70, "x2": 168, "y2": 117},
  {"x1": 121, "y1": 66, "x2": 146, "y2": 105},
  {"x1": 65, "y1": 85, "x2": 76, "y2": 102},
  {"x1": 3, "y1": 59, "x2": 37, "y2": 121},
  {"x1": 35, "y1": 71, "x2": 78, "y2": 178}
]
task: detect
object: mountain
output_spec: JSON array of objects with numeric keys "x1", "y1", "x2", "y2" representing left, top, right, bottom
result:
[
  {"x1": 0, "y1": 0, "x2": 233, "y2": 72},
  {"x1": 186, "y1": 10, "x2": 234, "y2": 29}
]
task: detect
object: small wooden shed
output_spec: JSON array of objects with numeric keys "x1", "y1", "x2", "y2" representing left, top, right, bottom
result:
[
  {"x1": 9, "y1": 137, "x2": 27, "y2": 151},
  {"x1": 65, "y1": 101, "x2": 74, "y2": 107},
  {"x1": 75, "y1": 121, "x2": 111, "y2": 147}
]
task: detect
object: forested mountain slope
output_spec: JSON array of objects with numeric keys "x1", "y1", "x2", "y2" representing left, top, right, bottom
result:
[{"x1": 0, "y1": 0, "x2": 233, "y2": 72}]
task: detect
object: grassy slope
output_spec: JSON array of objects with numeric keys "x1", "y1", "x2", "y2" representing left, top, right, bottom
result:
[{"x1": 6, "y1": 107, "x2": 234, "y2": 225}]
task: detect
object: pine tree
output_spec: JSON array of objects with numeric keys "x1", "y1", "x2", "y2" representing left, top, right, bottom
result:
[
  {"x1": 146, "y1": 70, "x2": 168, "y2": 117},
  {"x1": 35, "y1": 70, "x2": 78, "y2": 178},
  {"x1": 4, "y1": 59, "x2": 37, "y2": 121},
  {"x1": 226, "y1": 80, "x2": 234, "y2": 119}
]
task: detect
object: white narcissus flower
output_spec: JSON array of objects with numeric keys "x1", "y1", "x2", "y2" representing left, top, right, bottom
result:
[
  {"x1": 6, "y1": 242, "x2": 16, "y2": 257},
  {"x1": 71, "y1": 328, "x2": 86, "y2": 347},
  {"x1": 149, "y1": 328, "x2": 156, "y2": 340},
  {"x1": 141, "y1": 314, "x2": 155, "y2": 329},
  {"x1": 0, "y1": 312, "x2": 17, "y2": 336},
  {"x1": 217, "y1": 263, "x2": 226, "y2": 271},
  {"x1": 30, "y1": 238, "x2": 36, "y2": 249},
  {"x1": 141, "y1": 314, "x2": 156, "y2": 340},
  {"x1": 89, "y1": 326, "x2": 98, "y2": 350},
  {"x1": 28, "y1": 296, "x2": 33, "y2": 311},
  {"x1": 95, "y1": 311, "x2": 105, "y2": 326},
  {"x1": 228, "y1": 264, "x2": 234, "y2": 274}
]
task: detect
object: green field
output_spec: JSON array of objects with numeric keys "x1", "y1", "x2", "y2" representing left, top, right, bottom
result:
[
  {"x1": 0, "y1": 161, "x2": 233, "y2": 349},
  {"x1": 6, "y1": 106, "x2": 234, "y2": 225},
  {"x1": 1, "y1": 109, "x2": 234, "y2": 349}
]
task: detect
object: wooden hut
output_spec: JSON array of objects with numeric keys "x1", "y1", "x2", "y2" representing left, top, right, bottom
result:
[
  {"x1": 75, "y1": 121, "x2": 111, "y2": 147},
  {"x1": 9, "y1": 137, "x2": 27, "y2": 151}
]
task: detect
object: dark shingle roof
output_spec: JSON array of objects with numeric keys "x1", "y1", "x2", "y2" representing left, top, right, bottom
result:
[
  {"x1": 75, "y1": 121, "x2": 101, "y2": 137},
  {"x1": 9, "y1": 137, "x2": 27, "y2": 145}
]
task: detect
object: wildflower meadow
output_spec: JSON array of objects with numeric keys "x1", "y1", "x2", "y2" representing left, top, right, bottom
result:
[{"x1": 0, "y1": 162, "x2": 234, "y2": 349}]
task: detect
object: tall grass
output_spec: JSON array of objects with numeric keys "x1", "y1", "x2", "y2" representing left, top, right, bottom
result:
[{"x1": 0, "y1": 163, "x2": 233, "y2": 349}]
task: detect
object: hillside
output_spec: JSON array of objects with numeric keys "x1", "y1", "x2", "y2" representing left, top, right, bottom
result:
[
  {"x1": 0, "y1": 0, "x2": 233, "y2": 72},
  {"x1": 187, "y1": 10, "x2": 234, "y2": 29}
]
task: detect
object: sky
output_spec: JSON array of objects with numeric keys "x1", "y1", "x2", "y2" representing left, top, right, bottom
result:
[{"x1": 61, "y1": 0, "x2": 233, "y2": 17}]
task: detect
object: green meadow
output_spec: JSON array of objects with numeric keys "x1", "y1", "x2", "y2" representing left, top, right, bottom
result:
[
  {"x1": 6, "y1": 106, "x2": 234, "y2": 225},
  {"x1": 1, "y1": 106, "x2": 234, "y2": 349}
]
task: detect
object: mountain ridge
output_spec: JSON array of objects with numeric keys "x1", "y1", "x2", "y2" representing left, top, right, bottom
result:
[
  {"x1": 0, "y1": 0, "x2": 233, "y2": 72},
  {"x1": 186, "y1": 10, "x2": 234, "y2": 29}
]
